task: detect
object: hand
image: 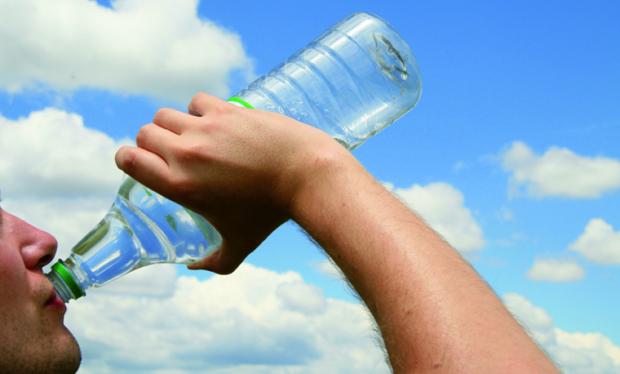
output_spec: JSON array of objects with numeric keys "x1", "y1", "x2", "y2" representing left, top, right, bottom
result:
[{"x1": 115, "y1": 93, "x2": 347, "y2": 274}]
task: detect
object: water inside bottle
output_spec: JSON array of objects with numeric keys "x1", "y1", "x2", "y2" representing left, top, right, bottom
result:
[
  {"x1": 69, "y1": 178, "x2": 221, "y2": 287},
  {"x1": 236, "y1": 20, "x2": 420, "y2": 150},
  {"x1": 373, "y1": 33, "x2": 408, "y2": 82}
]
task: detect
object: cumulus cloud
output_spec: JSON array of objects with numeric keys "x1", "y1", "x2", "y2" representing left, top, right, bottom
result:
[
  {"x1": 0, "y1": 0, "x2": 253, "y2": 102},
  {"x1": 67, "y1": 264, "x2": 390, "y2": 373},
  {"x1": 0, "y1": 107, "x2": 388, "y2": 372},
  {"x1": 314, "y1": 259, "x2": 344, "y2": 279},
  {"x1": 97, "y1": 263, "x2": 179, "y2": 298},
  {"x1": 501, "y1": 141, "x2": 620, "y2": 198},
  {"x1": 387, "y1": 182, "x2": 485, "y2": 252},
  {"x1": 527, "y1": 259, "x2": 585, "y2": 282},
  {"x1": 276, "y1": 281, "x2": 326, "y2": 314},
  {"x1": 0, "y1": 108, "x2": 127, "y2": 198},
  {"x1": 0, "y1": 108, "x2": 127, "y2": 256},
  {"x1": 2, "y1": 197, "x2": 113, "y2": 260},
  {"x1": 504, "y1": 293, "x2": 620, "y2": 373},
  {"x1": 570, "y1": 218, "x2": 620, "y2": 265}
]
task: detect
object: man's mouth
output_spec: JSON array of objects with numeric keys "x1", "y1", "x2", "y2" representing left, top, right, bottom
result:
[{"x1": 45, "y1": 290, "x2": 67, "y2": 310}]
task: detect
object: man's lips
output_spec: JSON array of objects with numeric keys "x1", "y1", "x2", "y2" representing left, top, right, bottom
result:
[{"x1": 45, "y1": 290, "x2": 66, "y2": 310}]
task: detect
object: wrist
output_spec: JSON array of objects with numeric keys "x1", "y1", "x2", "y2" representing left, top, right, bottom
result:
[{"x1": 284, "y1": 139, "x2": 366, "y2": 225}]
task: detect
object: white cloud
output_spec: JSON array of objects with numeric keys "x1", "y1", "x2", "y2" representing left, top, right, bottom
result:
[
  {"x1": 527, "y1": 259, "x2": 585, "y2": 282},
  {"x1": 504, "y1": 293, "x2": 620, "y2": 374},
  {"x1": 2, "y1": 197, "x2": 112, "y2": 259},
  {"x1": 570, "y1": 218, "x2": 620, "y2": 265},
  {"x1": 276, "y1": 281, "x2": 326, "y2": 314},
  {"x1": 501, "y1": 141, "x2": 620, "y2": 198},
  {"x1": 0, "y1": 0, "x2": 253, "y2": 102},
  {"x1": 67, "y1": 264, "x2": 390, "y2": 373},
  {"x1": 554, "y1": 330, "x2": 620, "y2": 371},
  {"x1": 0, "y1": 108, "x2": 127, "y2": 256},
  {"x1": 96, "y1": 263, "x2": 178, "y2": 298},
  {"x1": 314, "y1": 259, "x2": 344, "y2": 279},
  {"x1": 0, "y1": 108, "x2": 127, "y2": 198},
  {"x1": 387, "y1": 182, "x2": 485, "y2": 252},
  {"x1": 0, "y1": 108, "x2": 388, "y2": 372},
  {"x1": 504, "y1": 293, "x2": 555, "y2": 345}
]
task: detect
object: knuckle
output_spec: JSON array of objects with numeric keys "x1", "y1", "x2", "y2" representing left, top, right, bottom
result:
[
  {"x1": 196, "y1": 91, "x2": 210, "y2": 101},
  {"x1": 212, "y1": 99, "x2": 234, "y2": 116},
  {"x1": 153, "y1": 108, "x2": 172, "y2": 124},
  {"x1": 118, "y1": 149, "x2": 137, "y2": 173},
  {"x1": 197, "y1": 116, "x2": 220, "y2": 133},
  {"x1": 172, "y1": 143, "x2": 213, "y2": 168},
  {"x1": 193, "y1": 91, "x2": 209, "y2": 102},
  {"x1": 135, "y1": 124, "x2": 153, "y2": 147},
  {"x1": 188, "y1": 92, "x2": 234, "y2": 117},
  {"x1": 177, "y1": 142, "x2": 211, "y2": 162},
  {"x1": 188, "y1": 92, "x2": 209, "y2": 113},
  {"x1": 194, "y1": 114, "x2": 213, "y2": 128}
]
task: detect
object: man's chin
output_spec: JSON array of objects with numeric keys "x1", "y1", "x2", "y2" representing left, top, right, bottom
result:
[
  {"x1": 49, "y1": 326, "x2": 82, "y2": 374},
  {"x1": 2, "y1": 326, "x2": 82, "y2": 374}
]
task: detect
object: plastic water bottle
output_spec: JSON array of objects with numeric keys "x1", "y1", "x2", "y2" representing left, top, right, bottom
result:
[
  {"x1": 47, "y1": 12, "x2": 422, "y2": 302},
  {"x1": 230, "y1": 12, "x2": 421, "y2": 149}
]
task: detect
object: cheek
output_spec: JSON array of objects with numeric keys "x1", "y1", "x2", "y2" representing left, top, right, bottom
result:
[
  {"x1": 0, "y1": 248, "x2": 28, "y2": 301},
  {"x1": 0, "y1": 266, "x2": 34, "y2": 348},
  {"x1": 0, "y1": 243, "x2": 35, "y2": 336}
]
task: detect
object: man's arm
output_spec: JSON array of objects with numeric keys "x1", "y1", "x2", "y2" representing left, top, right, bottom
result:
[
  {"x1": 289, "y1": 152, "x2": 558, "y2": 372},
  {"x1": 115, "y1": 93, "x2": 559, "y2": 373}
]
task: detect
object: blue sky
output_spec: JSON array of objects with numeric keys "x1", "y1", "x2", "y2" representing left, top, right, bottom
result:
[{"x1": 1, "y1": 0, "x2": 619, "y2": 372}]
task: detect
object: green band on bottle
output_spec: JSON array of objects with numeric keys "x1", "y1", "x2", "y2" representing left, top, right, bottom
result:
[
  {"x1": 52, "y1": 260, "x2": 85, "y2": 299},
  {"x1": 228, "y1": 96, "x2": 255, "y2": 109}
]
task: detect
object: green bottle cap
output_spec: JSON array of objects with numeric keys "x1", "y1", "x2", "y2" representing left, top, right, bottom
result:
[
  {"x1": 228, "y1": 96, "x2": 255, "y2": 109},
  {"x1": 52, "y1": 260, "x2": 86, "y2": 299}
]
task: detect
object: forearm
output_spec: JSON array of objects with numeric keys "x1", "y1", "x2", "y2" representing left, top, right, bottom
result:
[
  {"x1": 116, "y1": 96, "x2": 558, "y2": 372},
  {"x1": 290, "y1": 151, "x2": 558, "y2": 373}
]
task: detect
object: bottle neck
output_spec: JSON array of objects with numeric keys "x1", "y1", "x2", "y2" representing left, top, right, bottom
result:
[{"x1": 47, "y1": 259, "x2": 86, "y2": 302}]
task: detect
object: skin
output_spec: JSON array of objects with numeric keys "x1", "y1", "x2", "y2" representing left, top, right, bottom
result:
[
  {"x1": 0, "y1": 208, "x2": 81, "y2": 374},
  {"x1": 115, "y1": 93, "x2": 560, "y2": 373}
]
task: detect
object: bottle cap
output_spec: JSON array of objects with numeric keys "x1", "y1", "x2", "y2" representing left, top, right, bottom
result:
[
  {"x1": 51, "y1": 260, "x2": 86, "y2": 300},
  {"x1": 228, "y1": 96, "x2": 255, "y2": 109}
]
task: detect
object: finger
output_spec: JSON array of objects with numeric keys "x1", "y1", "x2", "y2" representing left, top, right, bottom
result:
[
  {"x1": 186, "y1": 242, "x2": 246, "y2": 275},
  {"x1": 115, "y1": 146, "x2": 173, "y2": 195},
  {"x1": 135, "y1": 123, "x2": 178, "y2": 160},
  {"x1": 153, "y1": 108, "x2": 198, "y2": 135},
  {"x1": 187, "y1": 92, "x2": 228, "y2": 116}
]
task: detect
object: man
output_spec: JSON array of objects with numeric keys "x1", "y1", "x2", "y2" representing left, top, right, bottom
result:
[
  {"x1": 0, "y1": 206, "x2": 81, "y2": 373},
  {"x1": 1, "y1": 92, "x2": 558, "y2": 373},
  {"x1": 114, "y1": 93, "x2": 560, "y2": 373}
]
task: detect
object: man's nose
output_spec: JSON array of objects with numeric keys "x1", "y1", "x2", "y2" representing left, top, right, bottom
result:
[{"x1": 20, "y1": 224, "x2": 59, "y2": 270}]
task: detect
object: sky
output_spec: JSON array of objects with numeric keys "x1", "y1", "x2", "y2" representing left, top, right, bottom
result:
[{"x1": 0, "y1": 0, "x2": 619, "y2": 372}]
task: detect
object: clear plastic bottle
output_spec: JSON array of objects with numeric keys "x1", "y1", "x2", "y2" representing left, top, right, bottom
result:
[
  {"x1": 47, "y1": 12, "x2": 422, "y2": 302},
  {"x1": 231, "y1": 12, "x2": 421, "y2": 149}
]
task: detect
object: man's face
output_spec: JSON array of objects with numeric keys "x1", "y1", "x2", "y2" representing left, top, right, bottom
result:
[{"x1": 0, "y1": 208, "x2": 81, "y2": 373}]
